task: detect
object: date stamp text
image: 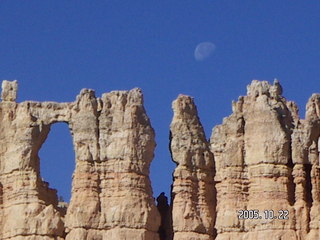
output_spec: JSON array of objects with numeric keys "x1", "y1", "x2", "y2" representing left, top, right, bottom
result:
[{"x1": 237, "y1": 210, "x2": 289, "y2": 220}]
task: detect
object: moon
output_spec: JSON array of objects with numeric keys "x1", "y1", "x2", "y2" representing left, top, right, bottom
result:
[{"x1": 194, "y1": 42, "x2": 216, "y2": 61}]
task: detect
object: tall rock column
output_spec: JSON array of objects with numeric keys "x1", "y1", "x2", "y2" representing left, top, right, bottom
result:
[
  {"x1": 210, "y1": 96, "x2": 247, "y2": 239},
  {"x1": 65, "y1": 89, "x2": 101, "y2": 239},
  {"x1": 97, "y1": 89, "x2": 160, "y2": 239},
  {"x1": 211, "y1": 80, "x2": 297, "y2": 240},
  {"x1": 292, "y1": 93, "x2": 320, "y2": 240},
  {"x1": 65, "y1": 88, "x2": 160, "y2": 239},
  {"x1": 305, "y1": 94, "x2": 320, "y2": 240},
  {"x1": 170, "y1": 95, "x2": 216, "y2": 240}
]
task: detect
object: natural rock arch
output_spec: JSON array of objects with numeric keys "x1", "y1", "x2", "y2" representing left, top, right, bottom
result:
[
  {"x1": 0, "y1": 81, "x2": 160, "y2": 240},
  {"x1": 39, "y1": 121, "x2": 75, "y2": 205}
]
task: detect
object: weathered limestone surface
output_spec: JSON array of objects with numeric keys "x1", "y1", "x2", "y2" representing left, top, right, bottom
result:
[
  {"x1": 291, "y1": 93, "x2": 320, "y2": 240},
  {"x1": 0, "y1": 81, "x2": 67, "y2": 239},
  {"x1": 0, "y1": 81, "x2": 160, "y2": 239},
  {"x1": 210, "y1": 80, "x2": 320, "y2": 240},
  {"x1": 170, "y1": 95, "x2": 216, "y2": 240},
  {"x1": 65, "y1": 88, "x2": 160, "y2": 239},
  {"x1": 1, "y1": 79, "x2": 320, "y2": 240}
]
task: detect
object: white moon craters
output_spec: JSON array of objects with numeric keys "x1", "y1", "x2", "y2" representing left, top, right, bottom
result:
[{"x1": 194, "y1": 42, "x2": 216, "y2": 61}]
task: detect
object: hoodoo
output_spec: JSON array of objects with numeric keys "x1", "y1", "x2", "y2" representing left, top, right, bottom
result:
[{"x1": 169, "y1": 95, "x2": 216, "y2": 240}]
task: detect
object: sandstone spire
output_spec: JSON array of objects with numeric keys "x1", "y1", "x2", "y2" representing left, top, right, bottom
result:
[
  {"x1": 210, "y1": 80, "x2": 320, "y2": 240},
  {"x1": 291, "y1": 93, "x2": 320, "y2": 240},
  {"x1": 211, "y1": 80, "x2": 297, "y2": 239},
  {"x1": 170, "y1": 95, "x2": 216, "y2": 240}
]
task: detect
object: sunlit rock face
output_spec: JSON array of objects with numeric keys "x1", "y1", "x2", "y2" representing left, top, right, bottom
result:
[
  {"x1": 291, "y1": 93, "x2": 320, "y2": 240},
  {"x1": 169, "y1": 95, "x2": 216, "y2": 240},
  {"x1": 65, "y1": 88, "x2": 160, "y2": 240},
  {"x1": 210, "y1": 80, "x2": 320, "y2": 240},
  {"x1": 0, "y1": 80, "x2": 160, "y2": 240},
  {"x1": 1, "y1": 79, "x2": 320, "y2": 240}
]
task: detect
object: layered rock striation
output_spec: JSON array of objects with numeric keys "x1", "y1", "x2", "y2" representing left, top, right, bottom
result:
[
  {"x1": 65, "y1": 88, "x2": 160, "y2": 239},
  {"x1": 1, "y1": 79, "x2": 320, "y2": 240},
  {"x1": 291, "y1": 93, "x2": 320, "y2": 240},
  {"x1": 169, "y1": 95, "x2": 216, "y2": 240},
  {"x1": 0, "y1": 80, "x2": 65, "y2": 239},
  {"x1": 0, "y1": 80, "x2": 160, "y2": 240},
  {"x1": 210, "y1": 80, "x2": 320, "y2": 240}
]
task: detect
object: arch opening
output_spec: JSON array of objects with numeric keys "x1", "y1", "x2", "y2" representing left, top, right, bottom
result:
[{"x1": 39, "y1": 122, "x2": 75, "y2": 206}]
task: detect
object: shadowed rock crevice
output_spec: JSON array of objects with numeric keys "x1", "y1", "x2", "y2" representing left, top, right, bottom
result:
[
  {"x1": 305, "y1": 164, "x2": 313, "y2": 207},
  {"x1": 287, "y1": 156, "x2": 296, "y2": 207},
  {"x1": 156, "y1": 192, "x2": 172, "y2": 240}
]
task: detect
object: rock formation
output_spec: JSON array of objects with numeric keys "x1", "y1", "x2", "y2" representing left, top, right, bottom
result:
[
  {"x1": 0, "y1": 80, "x2": 160, "y2": 239},
  {"x1": 291, "y1": 93, "x2": 320, "y2": 240},
  {"x1": 210, "y1": 80, "x2": 320, "y2": 240},
  {"x1": 0, "y1": 80, "x2": 65, "y2": 239},
  {"x1": 169, "y1": 95, "x2": 216, "y2": 240},
  {"x1": 1, "y1": 79, "x2": 320, "y2": 240}
]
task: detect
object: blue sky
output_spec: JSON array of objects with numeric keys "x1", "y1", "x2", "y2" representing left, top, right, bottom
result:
[{"x1": 1, "y1": 1, "x2": 319, "y2": 201}]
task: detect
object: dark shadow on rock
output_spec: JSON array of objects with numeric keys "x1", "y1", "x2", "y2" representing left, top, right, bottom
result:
[{"x1": 157, "y1": 192, "x2": 173, "y2": 240}]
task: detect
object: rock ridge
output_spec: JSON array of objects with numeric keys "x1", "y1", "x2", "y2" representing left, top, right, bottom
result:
[{"x1": 1, "y1": 79, "x2": 320, "y2": 240}]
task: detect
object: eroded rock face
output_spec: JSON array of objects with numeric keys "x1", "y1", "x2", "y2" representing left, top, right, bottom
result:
[
  {"x1": 65, "y1": 88, "x2": 160, "y2": 239},
  {"x1": 210, "y1": 80, "x2": 320, "y2": 240},
  {"x1": 1, "y1": 79, "x2": 320, "y2": 240},
  {"x1": 0, "y1": 81, "x2": 160, "y2": 240},
  {"x1": 1, "y1": 80, "x2": 17, "y2": 102},
  {"x1": 170, "y1": 95, "x2": 216, "y2": 240},
  {"x1": 0, "y1": 95, "x2": 68, "y2": 238},
  {"x1": 291, "y1": 93, "x2": 320, "y2": 240}
]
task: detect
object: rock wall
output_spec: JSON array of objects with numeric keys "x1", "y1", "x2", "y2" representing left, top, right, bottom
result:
[
  {"x1": 0, "y1": 81, "x2": 160, "y2": 240},
  {"x1": 1, "y1": 80, "x2": 320, "y2": 240}
]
